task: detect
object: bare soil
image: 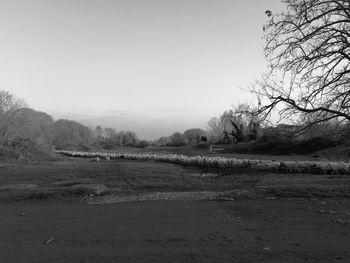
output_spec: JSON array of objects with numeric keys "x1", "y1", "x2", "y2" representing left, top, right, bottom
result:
[{"x1": 0, "y1": 157, "x2": 350, "y2": 262}]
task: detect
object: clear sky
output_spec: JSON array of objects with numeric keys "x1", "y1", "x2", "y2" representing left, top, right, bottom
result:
[{"x1": 0, "y1": 0, "x2": 286, "y2": 136}]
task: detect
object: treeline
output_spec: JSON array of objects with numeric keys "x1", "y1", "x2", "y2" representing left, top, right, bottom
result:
[
  {"x1": 203, "y1": 103, "x2": 350, "y2": 155},
  {"x1": 0, "y1": 90, "x2": 213, "y2": 156},
  {"x1": 154, "y1": 129, "x2": 208, "y2": 147},
  {"x1": 1, "y1": 90, "x2": 349, "y2": 160},
  {"x1": 0, "y1": 91, "x2": 148, "y2": 159},
  {"x1": 92, "y1": 126, "x2": 146, "y2": 149}
]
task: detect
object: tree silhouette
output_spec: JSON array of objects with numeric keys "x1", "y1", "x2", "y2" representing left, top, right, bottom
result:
[
  {"x1": 255, "y1": 0, "x2": 350, "y2": 129},
  {"x1": 0, "y1": 90, "x2": 26, "y2": 143}
]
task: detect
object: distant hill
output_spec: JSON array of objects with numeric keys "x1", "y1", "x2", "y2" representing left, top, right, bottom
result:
[{"x1": 49, "y1": 111, "x2": 208, "y2": 140}]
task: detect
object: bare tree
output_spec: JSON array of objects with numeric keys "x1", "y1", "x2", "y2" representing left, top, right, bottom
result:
[
  {"x1": 0, "y1": 90, "x2": 26, "y2": 144},
  {"x1": 183, "y1": 128, "x2": 207, "y2": 145},
  {"x1": 208, "y1": 103, "x2": 262, "y2": 144},
  {"x1": 219, "y1": 110, "x2": 234, "y2": 143},
  {"x1": 220, "y1": 110, "x2": 245, "y2": 143},
  {"x1": 207, "y1": 117, "x2": 224, "y2": 143},
  {"x1": 104, "y1": 127, "x2": 117, "y2": 139},
  {"x1": 255, "y1": 0, "x2": 350, "y2": 129}
]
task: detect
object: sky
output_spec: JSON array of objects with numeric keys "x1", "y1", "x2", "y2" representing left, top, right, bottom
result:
[{"x1": 0, "y1": 0, "x2": 286, "y2": 138}]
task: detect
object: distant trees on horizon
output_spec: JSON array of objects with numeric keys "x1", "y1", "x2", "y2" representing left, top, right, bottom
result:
[
  {"x1": 1, "y1": 86, "x2": 348, "y2": 158},
  {"x1": 0, "y1": 90, "x2": 146, "y2": 153},
  {"x1": 93, "y1": 126, "x2": 139, "y2": 149}
]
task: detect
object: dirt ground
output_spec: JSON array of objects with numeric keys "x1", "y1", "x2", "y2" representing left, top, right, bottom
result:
[{"x1": 0, "y1": 157, "x2": 350, "y2": 262}]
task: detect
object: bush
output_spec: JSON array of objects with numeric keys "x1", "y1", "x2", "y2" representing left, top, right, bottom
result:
[
  {"x1": 293, "y1": 137, "x2": 339, "y2": 154},
  {"x1": 55, "y1": 143, "x2": 91, "y2": 151},
  {"x1": 194, "y1": 142, "x2": 211, "y2": 149},
  {"x1": 99, "y1": 139, "x2": 115, "y2": 150},
  {"x1": 229, "y1": 136, "x2": 339, "y2": 155},
  {"x1": 0, "y1": 137, "x2": 57, "y2": 161},
  {"x1": 136, "y1": 140, "x2": 149, "y2": 148}
]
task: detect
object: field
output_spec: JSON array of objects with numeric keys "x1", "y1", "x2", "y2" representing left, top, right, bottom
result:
[{"x1": 1, "y1": 149, "x2": 350, "y2": 262}]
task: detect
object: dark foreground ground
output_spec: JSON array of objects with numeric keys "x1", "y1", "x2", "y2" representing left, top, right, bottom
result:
[
  {"x1": 1, "y1": 199, "x2": 350, "y2": 263},
  {"x1": 0, "y1": 157, "x2": 350, "y2": 262}
]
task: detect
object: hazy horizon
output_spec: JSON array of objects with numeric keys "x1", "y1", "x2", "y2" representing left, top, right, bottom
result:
[
  {"x1": 49, "y1": 109, "x2": 209, "y2": 140},
  {"x1": 1, "y1": 0, "x2": 286, "y2": 138}
]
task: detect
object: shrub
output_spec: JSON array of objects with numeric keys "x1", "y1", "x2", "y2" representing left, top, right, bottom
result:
[
  {"x1": 0, "y1": 137, "x2": 57, "y2": 161},
  {"x1": 136, "y1": 140, "x2": 149, "y2": 148},
  {"x1": 195, "y1": 142, "x2": 211, "y2": 149}
]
